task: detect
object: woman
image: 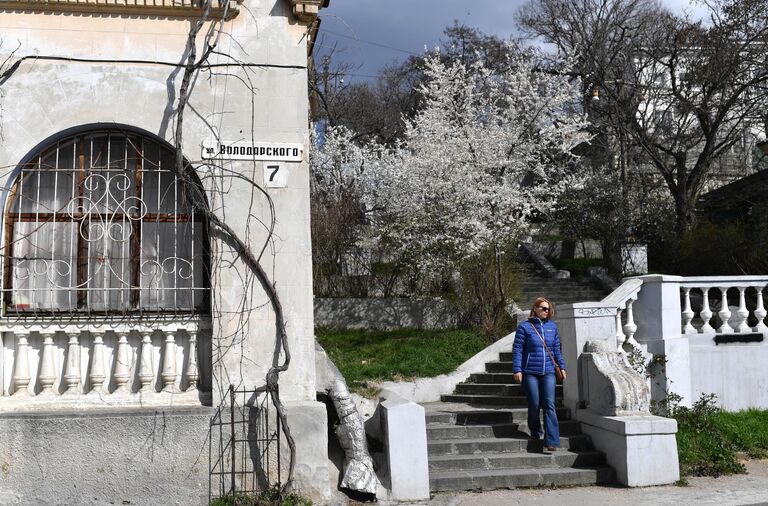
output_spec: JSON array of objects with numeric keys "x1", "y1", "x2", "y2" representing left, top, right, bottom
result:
[{"x1": 512, "y1": 297, "x2": 567, "y2": 451}]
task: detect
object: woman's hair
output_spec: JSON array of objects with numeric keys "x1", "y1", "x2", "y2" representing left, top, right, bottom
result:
[{"x1": 529, "y1": 297, "x2": 556, "y2": 318}]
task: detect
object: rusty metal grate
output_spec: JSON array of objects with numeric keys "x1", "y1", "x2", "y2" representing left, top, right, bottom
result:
[{"x1": 209, "y1": 385, "x2": 282, "y2": 502}]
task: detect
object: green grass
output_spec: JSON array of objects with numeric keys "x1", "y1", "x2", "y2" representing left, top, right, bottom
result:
[
  {"x1": 547, "y1": 257, "x2": 605, "y2": 278},
  {"x1": 210, "y1": 490, "x2": 312, "y2": 506},
  {"x1": 670, "y1": 395, "x2": 768, "y2": 477},
  {"x1": 709, "y1": 409, "x2": 768, "y2": 458},
  {"x1": 316, "y1": 327, "x2": 486, "y2": 395}
]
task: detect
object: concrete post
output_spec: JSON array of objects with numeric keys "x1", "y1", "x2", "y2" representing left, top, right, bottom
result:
[
  {"x1": 631, "y1": 275, "x2": 692, "y2": 406},
  {"x1": 380, "y1": 395, "x2": 430, "y2": 501},
  {"x1": 557, "y1": 303, "x2": 618, "y2": 414}
]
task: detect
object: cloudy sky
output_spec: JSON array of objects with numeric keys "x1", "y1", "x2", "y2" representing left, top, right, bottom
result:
[{"x1": 316, "y1": 0, "x2": 706, "y2": 82}]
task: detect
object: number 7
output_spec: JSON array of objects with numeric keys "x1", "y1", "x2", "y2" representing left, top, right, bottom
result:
[{"x1": 267, "y1": 165, "x2": 280, "y2": 182}]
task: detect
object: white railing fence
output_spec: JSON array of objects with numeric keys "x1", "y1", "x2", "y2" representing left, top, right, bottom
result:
[
  {"x1": 0, "y1": 319, "x2": 211, "y2": 409},
  {"x1": 680, "y1": 277, "x2": 768, "y2": 336},
  {"x1": 590, "y1": 274, "x2": 768, "y2": 411},
  {"x1": 603, "y1": 276, "x2": 768, "y2": 349},
  {"x1": 600, "y1": 278, "x2": 643, "y2": 351}
]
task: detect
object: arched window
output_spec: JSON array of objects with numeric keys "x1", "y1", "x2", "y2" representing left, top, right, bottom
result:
[{"x1": 4, "y1": 129, "x2": 209, "y2": 314}]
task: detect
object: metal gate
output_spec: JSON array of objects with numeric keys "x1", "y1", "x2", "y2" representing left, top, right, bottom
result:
[{"x1": 209, "y1": 385, "x2": 282, "y2": 502}]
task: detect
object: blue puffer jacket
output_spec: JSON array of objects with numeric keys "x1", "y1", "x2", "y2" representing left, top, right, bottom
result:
[{"x1": 512, "y1": 318, "x2": 566, "y2": 375}]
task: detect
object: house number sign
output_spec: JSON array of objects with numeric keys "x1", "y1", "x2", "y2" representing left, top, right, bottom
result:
[{"x1": 202, "y1": 140, "x2": 304, "y2": 162}]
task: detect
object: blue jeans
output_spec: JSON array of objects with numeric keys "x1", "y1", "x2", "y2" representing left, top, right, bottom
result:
[{"x1": 522, "y1": 373, "x2": 560, "y2": 447}]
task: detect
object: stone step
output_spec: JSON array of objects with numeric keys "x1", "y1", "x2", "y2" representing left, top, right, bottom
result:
[
  {"x1": 454, "y1": 383, "x2": 522, "y2": 396},
  {"x1": 440, "y1": 394, "x2": 563, "y2": 407},
  {"x1": 428, "y1": 449, "x2": 606, "y2": 472},
  {"x1": 427, "y1": 434, "x2": 594, "y2": 456},
  {"x1": 482, "y1": 361, "x2": 568, "y2": 376},
  {"x1": 429, "y1": 464, "x2": 614, "y2": 491},
  {"x1": 519, "y1": 288, "x2": 605, "y2": 296},
  {"x1": 467, "y1": 372, "x2": 519, "y2": 384},
  {"x1": 454, "y1": 383, "x2": 563, "y2": 397},
  {"x1": 520, "y1": 278, "x2": 599, "y2": 286},
  {"x1": 498, "y1": 352, "x2": 513, "y2": 361},
  {"x1": 427, "y1": 422, "x2": 527, "y2": 440},
  {"x1": 519, "y1": 287, "x2": 606, "y2": 296},
  {"x1": 425, "y1": 407, "x2": 569, "y2": 425},
  {"x1": 426, "y1": 420, "x2": 582, "y2": 440},
  {"x1": 465, "y1": 373, "x2": 565, "y2": 390},
  {"x1": 520, "y1": 283, "x2": 603, "y2": 291},
  {"x1": 520, "y1": 284, "x2": 601, "y2": 291},
  {"x1": 485, "y1": 361, "x2": 513, "y2": 373}
]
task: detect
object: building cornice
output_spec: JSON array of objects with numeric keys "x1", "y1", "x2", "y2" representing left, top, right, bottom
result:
[
  {"x1": 289, "y1": 0, "x2": 327, "y2": 24},
  {"x1": 0, "y1": 0, "x2": 238, "y2": 20}
]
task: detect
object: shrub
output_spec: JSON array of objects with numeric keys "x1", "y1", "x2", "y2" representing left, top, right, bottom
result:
[{"x1": 658, "y1": 393, "x2": 745, "y2": 477}]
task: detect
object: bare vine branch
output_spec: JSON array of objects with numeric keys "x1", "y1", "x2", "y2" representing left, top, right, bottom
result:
[{"x1": 171, "y1": 0, "x2": 297, "y2": 495}]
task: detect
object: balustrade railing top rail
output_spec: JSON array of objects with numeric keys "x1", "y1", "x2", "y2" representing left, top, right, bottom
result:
[
  {"x1": 679, "y1": 275, "x2": 768, "y2": 288},
  {"x1": 0, "y1": 0, "x2": 238, "y2": 19}
]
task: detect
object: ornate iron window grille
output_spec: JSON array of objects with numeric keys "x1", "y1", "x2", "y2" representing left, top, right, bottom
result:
[{"x1": 3, "y1": 130, "x2": 209, "y2": 317}]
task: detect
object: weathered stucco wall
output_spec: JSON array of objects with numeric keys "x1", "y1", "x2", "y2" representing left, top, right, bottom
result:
[
  {"x1": 314, "y1": 297, "x2": 458, "y2": 330},
  {"x1": 0, "y1": 0, "x2": 327, "y2": 501},
  {"x1": 0, "y1": 408, "x2": 212, "y2": 505}
]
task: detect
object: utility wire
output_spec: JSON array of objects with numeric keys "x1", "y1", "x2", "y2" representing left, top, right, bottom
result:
[{"x1": 319, "y1": 28, "x2": 422, "y2": 56}]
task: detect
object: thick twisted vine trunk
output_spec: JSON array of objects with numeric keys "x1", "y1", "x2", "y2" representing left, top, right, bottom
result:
[{"x1": 172, "y1": 0, "x2": 297, "y2": 496}]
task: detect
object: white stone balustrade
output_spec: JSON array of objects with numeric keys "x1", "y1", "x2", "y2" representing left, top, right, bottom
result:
[
  {"x1": 679, "y1": 277, "x2": 768, "y2": 335},
  {"x1": 0, "y1": 318, "x2": 211, "y2": 409},
  {"x1": 600, "y1": 278, "x2": 643, "y2": 351}
]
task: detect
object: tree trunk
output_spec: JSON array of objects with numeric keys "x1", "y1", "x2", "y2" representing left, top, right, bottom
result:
[{"x1": 674, "y1": 190, "x2": 698, "y2": 236}]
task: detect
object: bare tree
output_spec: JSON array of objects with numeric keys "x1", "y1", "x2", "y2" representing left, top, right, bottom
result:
[{"x1": 519, "y1": 0, "x2": 768, "y2": 235}]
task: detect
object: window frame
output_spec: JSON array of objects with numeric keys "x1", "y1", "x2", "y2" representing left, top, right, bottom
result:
[{"x1": 2, "y1": 129, "x2": 210, "y2": 316}]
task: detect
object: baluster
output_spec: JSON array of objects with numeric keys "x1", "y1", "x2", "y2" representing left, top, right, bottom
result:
[
  {"x1": 113, "y1": 331, "x2": 132, "y2": 393},
  {"x1": 38, "y1": 331, "x2": 58, "y2": 396},
  {"x1": 623, "y1": 299, "x2": 639, "y2": 348},
  {"x1": 681, "y1": 288, "x2": 695, "y2": 333},
  {"x1": 615, "y1": 309, "x2": 625, "y2": 350},
  {"x1": 138, "y1": 331, "x2": 155, "y2": 393},
  {"x1": 735, "y1": 286, "x2": 751, "y2": 333},
  {"x1": 12, "y1": 331, "x2": 31, "y2": 396},
  {"x1": 161, "y1": 330, "x2": 180, "y2": 393},
  {"x1": 63, "y1": 332, "x2": 81, "y2": 395},
  {"x1": 186, "y1": 331, "x2": 199, "y2": 392},
  {"x1": 89, "y1": 331, "x2": 107, "y2": 395},
  {"x1": 754, "y1": 286, "x2": 768, "y2": 333},
  {"x1": 717, "y1": 287, "x2": 732, "y2": 333},
  {"x1": 700, "y1": 287, "x2": 715, "y2": 333}
]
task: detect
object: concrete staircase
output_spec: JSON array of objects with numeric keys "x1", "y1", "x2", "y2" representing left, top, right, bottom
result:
[
  {"x1": 518, "y1": 271, "x2": 609, "y2": 309},
  {"x1": 424, "y1": 352, "x2": 614, "y2": 492}
]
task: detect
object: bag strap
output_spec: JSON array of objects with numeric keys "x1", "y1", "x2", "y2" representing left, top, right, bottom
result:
[{"x1": 529, "y1": 322, "x2": 560, "y2": 370}]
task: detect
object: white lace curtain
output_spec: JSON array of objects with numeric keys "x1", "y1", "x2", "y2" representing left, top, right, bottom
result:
[{"x1": 6, "y1": 132, "x2": 207, "y2": 313}]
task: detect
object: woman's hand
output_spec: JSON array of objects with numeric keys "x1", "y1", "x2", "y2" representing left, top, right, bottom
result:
[
  {"x1": 561, "y1": 370, "x2": 567, "y2": 381},
  {"x1": 513, "y1": 372, "x2": 522, "y2": 384}
]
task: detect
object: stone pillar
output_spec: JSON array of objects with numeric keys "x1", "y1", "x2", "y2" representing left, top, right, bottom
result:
[
  {"x1": 282, "y1": 400, "x2": 330, "y2": 503},
  {"x1": 557, "y1": 302, "x2": 618, "y2": 413},
  {"x1": 631, "y1": 275, "x2": 692, "y2": 406},
  {"x1": 379, "y1": 395, "x2": 429, "y2": 501}
]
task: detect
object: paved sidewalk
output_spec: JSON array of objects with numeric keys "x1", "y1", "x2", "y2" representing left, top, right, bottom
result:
[{"x1": 415, "y1": 459, "x2": 768, "y2": 506}]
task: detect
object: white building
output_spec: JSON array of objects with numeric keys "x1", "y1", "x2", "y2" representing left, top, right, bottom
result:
[{"x1": 0, "y1": 0, "x2": 331, "y2": 503}]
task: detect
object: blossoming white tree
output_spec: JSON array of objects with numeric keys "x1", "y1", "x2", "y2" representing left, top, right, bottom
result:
[
  {"x1": 312, "y1": 47, "x2": 590, "y2": 334},
  {"x1": 370, "y1": 51, "x2": 589, "y2": 271}
]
